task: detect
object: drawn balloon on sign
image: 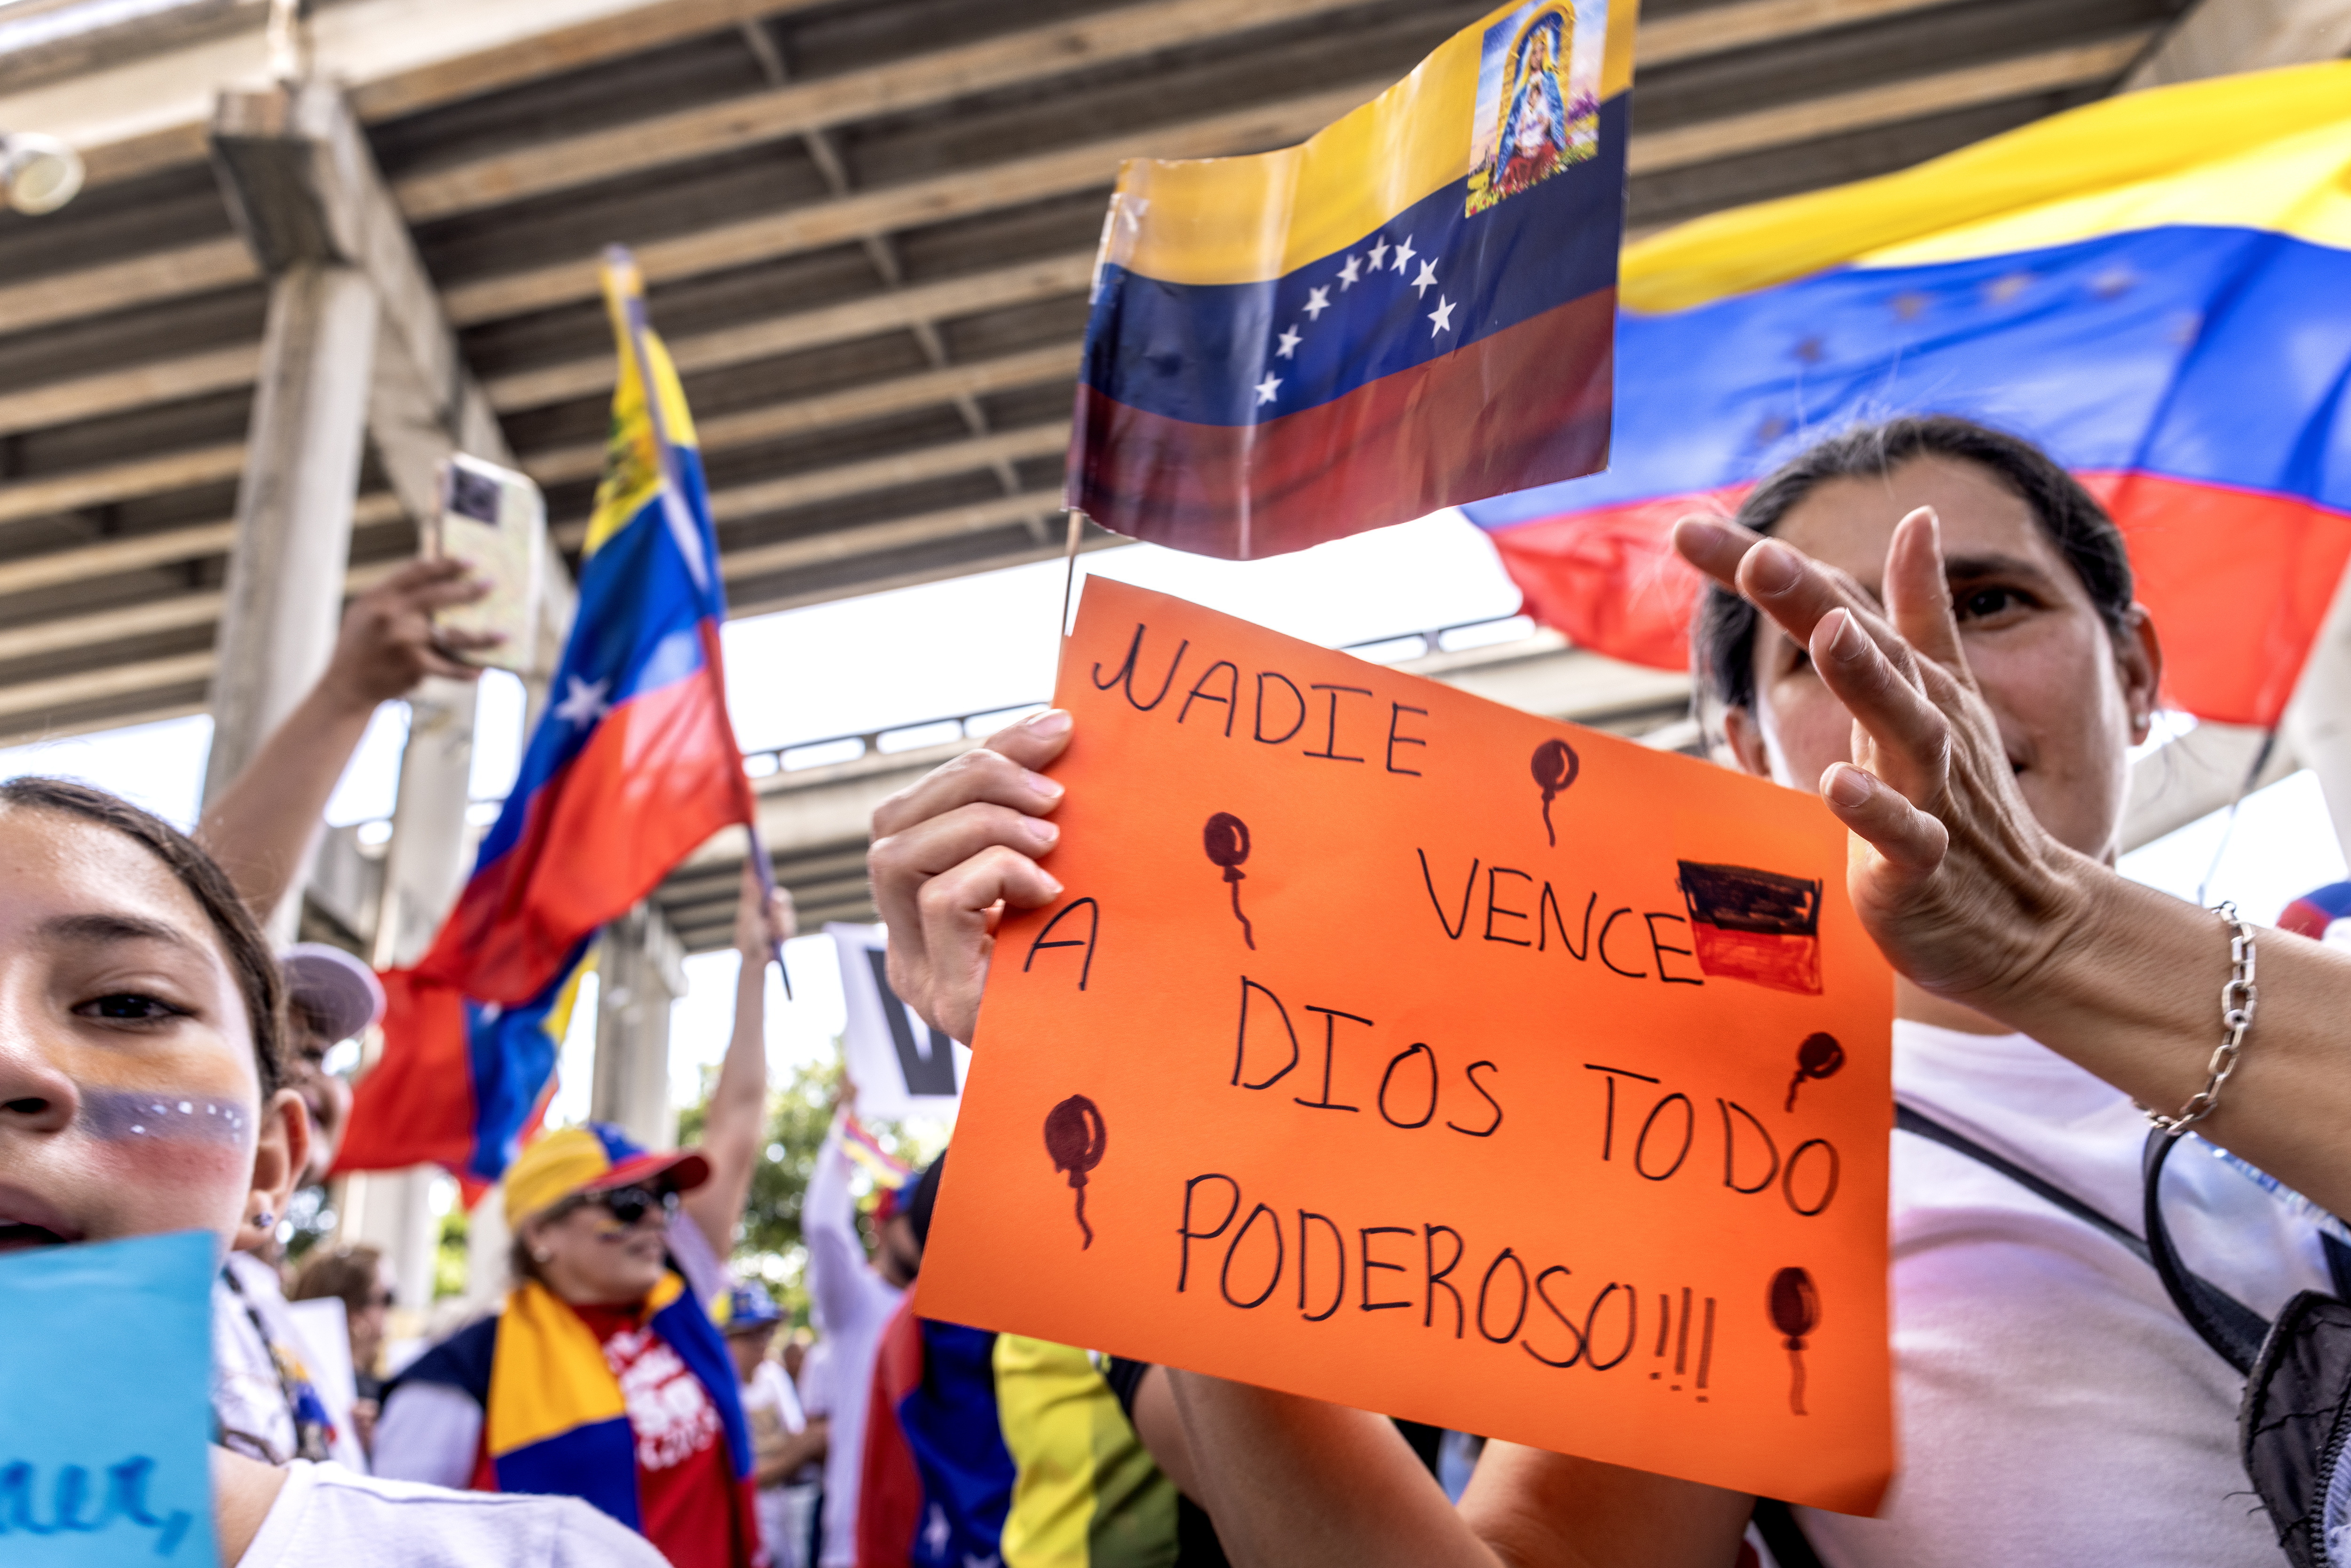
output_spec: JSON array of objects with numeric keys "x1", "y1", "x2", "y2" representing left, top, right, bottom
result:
[
  {"x1": 1203, "y1": 812, "x2": 1256, "y2": 949},
  {"x1": 1043, "y1": 1095, "x2": 1109, "y2": 1248},
  {"x1": 1531, "y1": 738, "x2": 1579, "y2": 846}
]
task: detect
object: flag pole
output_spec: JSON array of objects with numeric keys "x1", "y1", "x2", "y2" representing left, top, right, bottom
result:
[
  {"x1": 1058, "y1": 509, "x2": 1085, "y2": 638},
  {"x1": 604, "y1": 245, "x2": 792, "y2": 999}
]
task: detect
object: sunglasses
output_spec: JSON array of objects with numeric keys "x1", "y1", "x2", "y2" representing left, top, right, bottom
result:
[{"x1": 580, "y1": 1184, "x2": 678, "y2": 1228}]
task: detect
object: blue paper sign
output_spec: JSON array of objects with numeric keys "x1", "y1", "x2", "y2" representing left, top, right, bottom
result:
[{"x1": 0, "y1": 1230, "x2": 218, "y2": 1564}]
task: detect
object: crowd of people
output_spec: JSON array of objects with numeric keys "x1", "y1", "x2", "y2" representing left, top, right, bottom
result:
[{"x1": 5, "y1": 414, "x2": 2351, "y2": 1566}]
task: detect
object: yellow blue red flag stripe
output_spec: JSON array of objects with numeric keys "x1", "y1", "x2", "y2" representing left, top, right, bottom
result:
[
  {"x1": 1463, "y1": 61, "x2": 2351, "y2": 729},
  {"x1": 1071, "y1": 0, "x2": 1636, "y2": 559},
  {"x1": 338, "y1": 251, "x2": 757, "y2": 1188}
]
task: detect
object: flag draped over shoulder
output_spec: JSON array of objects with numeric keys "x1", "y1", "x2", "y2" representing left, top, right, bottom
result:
[
  {"x1": 337, "y1": 252, "x2": 757, "y2": 1187},
  {"x1": 1070, "y1": 0, "x2": 1634, "y2": 560},
  {"x1": 1462, "y1": 62, "x2": 2351, "y2": 730}
]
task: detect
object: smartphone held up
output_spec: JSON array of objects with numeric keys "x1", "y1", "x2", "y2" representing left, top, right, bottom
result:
[{"x1": 425, "y1": 453, "x2": 544, "y2": 673}]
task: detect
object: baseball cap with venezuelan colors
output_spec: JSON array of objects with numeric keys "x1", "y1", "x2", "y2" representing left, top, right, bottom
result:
[{"x1": 503, "y1": 1121, "x2": 711, "y2": 1227}]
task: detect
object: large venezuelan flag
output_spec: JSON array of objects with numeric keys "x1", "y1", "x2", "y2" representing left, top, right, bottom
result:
[
  {"x1": 1463, "y1": 63, "x2": 2351, "y2": 729},
  {"x1": 1071, "y1": 0, "x2": 1635, "y2": 559},
  {"x1": 338, "y1": 253, "x2": 758, "y2": 1185}
]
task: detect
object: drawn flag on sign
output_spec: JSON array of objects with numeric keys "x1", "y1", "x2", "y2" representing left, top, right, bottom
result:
[
  {"x1": 829, "y1": 923, "x2": 967, "y2": 1122},
  {"x1": 1069, "y1": 0, "x2": 1632, "y2": 559},
  {"x1": 1676, "y1": 862, "x2": 1824, "y2": 996}
]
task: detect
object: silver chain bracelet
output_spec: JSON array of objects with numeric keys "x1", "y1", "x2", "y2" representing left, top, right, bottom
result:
[{"x1": 2142, "y1": 901, "x2": 2257, "y2": 1134}]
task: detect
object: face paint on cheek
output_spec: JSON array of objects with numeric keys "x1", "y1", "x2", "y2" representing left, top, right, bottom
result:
[{"x1": 79, "y1": 1087, "x2": 253, "y2": 1147}]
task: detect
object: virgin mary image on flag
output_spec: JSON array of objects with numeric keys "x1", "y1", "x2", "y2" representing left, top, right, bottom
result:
[{"x1": 1468, "y1": 0, "x2": 1605, "y2": 215}]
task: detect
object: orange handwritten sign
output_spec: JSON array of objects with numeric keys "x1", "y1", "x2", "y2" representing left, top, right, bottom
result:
[{"x1": 919, "y1": 578, "x2": 1895, "y2": 1513}]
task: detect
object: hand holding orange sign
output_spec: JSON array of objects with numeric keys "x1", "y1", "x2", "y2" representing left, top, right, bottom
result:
[{"x1": 915, "y1": 577, "x2": 1896, "y2": 1514}]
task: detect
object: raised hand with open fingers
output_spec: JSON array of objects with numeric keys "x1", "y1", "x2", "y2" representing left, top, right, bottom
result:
[
  {"x1": 867, "y1": 707, "x2": 1073, "y2": 1045},
  {"x1": 1673, "y1": 507, "x2": 2101, "y2": 1016}
]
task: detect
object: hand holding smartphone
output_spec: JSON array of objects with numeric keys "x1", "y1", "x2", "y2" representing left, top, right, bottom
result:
[{"x1": 424, "y1": 454, "x2": 545, "y2": 673}]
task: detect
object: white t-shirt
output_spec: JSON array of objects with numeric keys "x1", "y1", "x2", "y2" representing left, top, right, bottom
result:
[
  {"x1": 237, "y1": 1461, "x2": 667, "y2": 1567},
  {"x1": 803, "y1": 1131, "x2": 906, "y2": 1568},
  {"x1": 1797, "y1": 1021, "x2": 2334, "y2": 1568},
  {"x1": 213, "y1": 1251, "x2": 368, "y2": 1472}
]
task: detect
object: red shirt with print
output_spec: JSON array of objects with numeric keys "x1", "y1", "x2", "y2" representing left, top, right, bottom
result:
[{"x1": 573, "y1": 1302, "x2": 747, "y2": 1568}]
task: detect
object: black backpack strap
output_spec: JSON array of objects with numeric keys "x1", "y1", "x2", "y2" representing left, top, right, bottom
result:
[
  {"x1": 2320, "y1": 1232, "x2": 2351, "y2": 1303},
  {"x1": 1895, "y1": 1104, "x2": 2267, "y2": 1375},
  {"x1": 2142, "y1": 1128, "x2": 2273, "y2": 1377},
  {"x1": 1896, "y1": 1104, "x2": 2152, "y2": 1261},
  {"x1": 1749, "y1": 1497, "x2": 1826, "y2": 1568}
]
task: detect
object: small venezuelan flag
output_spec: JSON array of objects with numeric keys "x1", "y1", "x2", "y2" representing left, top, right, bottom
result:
[
  {"x1": 1464, "y1": 62, "x2": 2351, "y2": 730},
  {"x1": 1070, "y1": 0, "x2": 1635, "y2": 559},
  {"x1": 339, "y1": 251, "x2": 758, "y2": 1188}
]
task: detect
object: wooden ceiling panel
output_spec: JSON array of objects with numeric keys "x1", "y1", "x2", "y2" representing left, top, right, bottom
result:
[
  {"x1": 1628, "y1": 86, "x2": 2110, "y2": 229},
  {"x1": 1633, "y1": 0, "x2": 2183, "y2": 126},
  {"x1": 0, "y1": 161, "x2": 232, "y2": 286}
]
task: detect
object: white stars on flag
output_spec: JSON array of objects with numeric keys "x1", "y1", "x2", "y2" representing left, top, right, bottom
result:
[
  {"x1": 1251, "y1": 232, "x2": 1461, "y2": 411},
  {"x1": 554, "y1": 675, "x2": 612, "y2": 727},
  {"x1": 1302, "y1": 286, "x2": 1331, "y2": 320},
  {"x1": 1367, "y1": 237, "x2": 1390, "y2": 271},
  {"x1": 1337, "y1": 254, "x2": 1361, "y2": 289},
  {"x1": 1275, "y1": 326, "x2": 1302, "y2": 359},
  {"x1": 1428, "y1": 295, "x2": 1456, "y2": 336},
  {"x1": 1254, "y1": 373, "x2": 1282, "y2": 404},
  {"x1": 1411, "y1": 259, "x2": 1438, "y2": 299},
  {"x1": 1391, "y1": 235, "x2": 1417, "y2": 273}
]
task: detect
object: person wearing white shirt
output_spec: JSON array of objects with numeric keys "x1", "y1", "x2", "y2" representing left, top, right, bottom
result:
[
  {"x1": 802, "y1": 1115, "x2": 917, "y2": 1568},
  {"x1": 862, "y1": 417, "x2": 2351, "y2": 1567}
]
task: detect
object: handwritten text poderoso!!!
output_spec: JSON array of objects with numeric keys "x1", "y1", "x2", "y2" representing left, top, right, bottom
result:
[{"x1": 921, "y1": 578, "x2": 1897, "y2": 1515}]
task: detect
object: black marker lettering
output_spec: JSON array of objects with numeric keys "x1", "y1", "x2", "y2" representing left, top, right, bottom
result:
[
  {"x1": 1446, "y1": 1061, "x2": 1504, "y2": 1138},
  {"x1": 1303, "y1": 684, "x2": 1372, "y2": 762},
  {"x1": 1022, "y1": 898, "x2": 1100, "y2": 990},
  {"x1": 1360, "y1": 1227, "x2": 1414, "y2": 1311},
  {"x1": 1784, "y1": 1138, "x2": 1842, "y2": 1217},
  {"x1": 1718, "y1": 1099, "x2": 1781, "y2": 1195},
  {"x1": 1417, "y1": 850, "x2": 1478, "y2": 940},
  {"x1": 1385, "y1": 702, "x2": 1428, "y2": 776},
  {"x1": 1478, "y1": 1249, "x2": 1530, "y2": 1344},
  {"x1": 1253, "y1": 672, "x2": 1306, "y2": 744},
  {"x1": 1232, "y1": 977, "x2": 1301, "y2": 1090},
  {"x1": 1092, "y1": 622, "x2": 1187, "y2": 711},
  {"x1": 1583, "y1": 1064, "x2": 1660, "y2": 1161},
  {"x1": 1377, "y1": 1043, "x2": 1438, "y2": 1129},
  {"x1": 1539, "y1": 884, "x2": 1595, "y2": 959},
  {"x1": 1645, "y1": 913, "x2": 1704, "y2": 985},
  {"x1": 1424, "y1": 1224, "x2": 1465, "y2": 1337},
  {"x1": 1177, "y1": 660, "x2": 1240, "y2": 735},
  {"x1": 1675, "y1": 1285, "x2": 1693, "y2": 1375},
  {"x1": 1484, "y1": 867, "x2": 1533, "y2": 946},
  {"x1": 1220, "y1": 1203, "x2": 1285, "y2": 1309},
  {"x1": 1586, "y1": 1283, "x2": 1639, "y2": 1371},
  {"x1": 1598, "y1": 908, "x2": 1649, "y2": 978},
  {"x1": 1523, "y1": 1266, "x2": 1587, "y2": 1368},
  {"x1": 1298, "y1": 1210, "x2": 1345, "y2": 1322},
  {"x1": 1635, "y1": 1093, "x2": 1694, "y2": 1181},
  {"x1": 1294, "y1": 1006, "x2": 1371, "y2": 1112},
  {"x1": 1177, "y1": 1174, "x2": 1241, "y2": 1292}
]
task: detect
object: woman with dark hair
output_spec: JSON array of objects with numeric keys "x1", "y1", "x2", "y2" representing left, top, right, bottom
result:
[
  {"x1": 866, "y1": 416, "x2": 2351, "y2": 1567},
  {"x1": 0, "y1": 776, "x2": 661, "y2": 1565}
]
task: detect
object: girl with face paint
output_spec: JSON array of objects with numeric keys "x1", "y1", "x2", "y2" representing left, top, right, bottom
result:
[
  {"x1": 0, "y1": 777, "x2": 663, "y2": 1568},
  {"x1": 867, "y1": 418, "x2": 2351, "y2": 1568}
]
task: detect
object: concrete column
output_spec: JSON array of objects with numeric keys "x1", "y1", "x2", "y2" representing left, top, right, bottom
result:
[
  {"x1": 464, "y1": 1184, "x2": 512, "y2": 1312},
  {"x1": 592, "y1": 902, "x2": 688, "y2": 1151},
  {"x1": 201, "y1": 263, "x2": 379, "y2": 943},
  {"x1": 369, "y1": 675, "x2": 480, "y2": 971},
  {"x1": 336, "y1": 1159, "x2": 441, "y2": 1318}
]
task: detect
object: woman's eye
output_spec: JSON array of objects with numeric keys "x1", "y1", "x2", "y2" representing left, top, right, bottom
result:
[
  {"x1": 77, "y1": 993, "x2": 182, "y2": 1021},
  {"x1": 1956, "y1": 586, "x2": 2028, "y2": 620}
]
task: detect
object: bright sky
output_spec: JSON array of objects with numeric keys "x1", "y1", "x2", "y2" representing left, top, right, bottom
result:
[{"x1": 0, "y1": 513, "x2": 2341, "y2": 1121}]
